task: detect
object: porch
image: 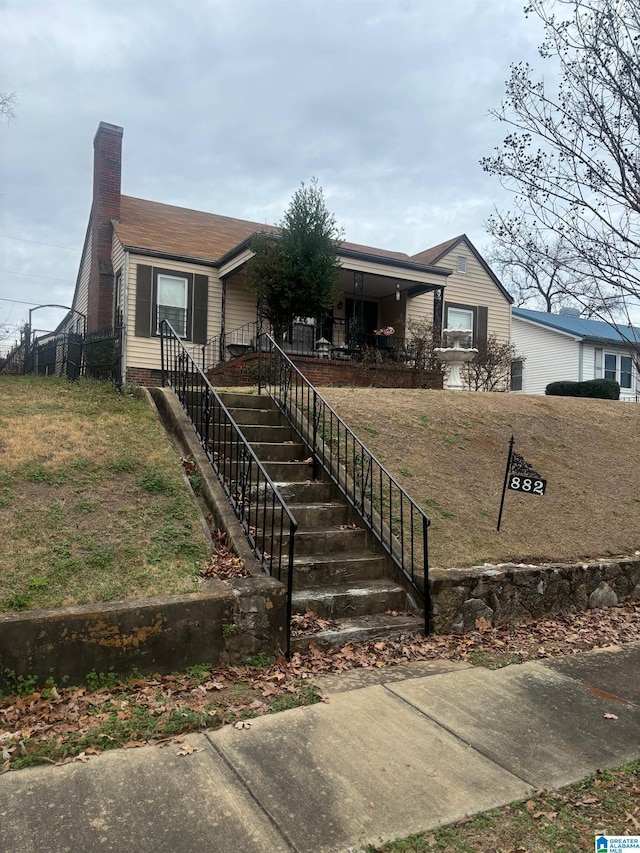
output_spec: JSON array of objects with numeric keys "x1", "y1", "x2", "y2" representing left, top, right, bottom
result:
[{"x1": 202, "y1": 327, "x2": 444, "y2": 390}]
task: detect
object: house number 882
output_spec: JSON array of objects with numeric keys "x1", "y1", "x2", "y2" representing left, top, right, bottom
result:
[{"x1": 508, "y1": 475, "x2": 546, "y2": 496}]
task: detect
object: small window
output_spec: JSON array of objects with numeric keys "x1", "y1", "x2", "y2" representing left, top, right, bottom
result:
[
  {"x1": 456, "y1": 256, "x2": 467, "y2": 274},
  {"x1": 157, "y1": 274, "x2": 188, "y2": 336},
  {"x1": 510, "y1": 359, "x2": 523, "y2": 392}
]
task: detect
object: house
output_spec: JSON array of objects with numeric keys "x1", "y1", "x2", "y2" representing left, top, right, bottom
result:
[
  {"x1": 511, "y1": 307, "x2": 640, "y2": 401},
  {"x1": 62, "y1": 122, "x2": 513, "y2": 386}
]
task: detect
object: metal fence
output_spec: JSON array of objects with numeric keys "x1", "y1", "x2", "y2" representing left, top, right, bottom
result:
[
  {"x1": 257, "y1": 330, "x2": 431, "y2": 633},
  {"x1": 2, "y1": 318, "x2": 124, "y2": 384},
  {"x1": 161, "y1": 319, "x2": 299, "y2": 656}
]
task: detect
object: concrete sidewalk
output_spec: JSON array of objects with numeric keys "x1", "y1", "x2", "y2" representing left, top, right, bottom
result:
[{"x1": 1, "y1": 643, "x2": 639, "y2": 853}]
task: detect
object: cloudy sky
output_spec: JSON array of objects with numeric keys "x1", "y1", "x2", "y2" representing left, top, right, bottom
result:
[{"x1": 0, "y1": 0, "x2": 545, "y2": 344}]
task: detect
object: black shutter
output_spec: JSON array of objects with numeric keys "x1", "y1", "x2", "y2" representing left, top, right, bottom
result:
[
  {"x1": 192, "y1": 274, "x2": 208, "y2": 344},
  {"x1": 477, "y1": 305, "x2": 488, "y2": 345},
  {"x1": 135, "y1": 264, "x2": 153, "y2": 338}
]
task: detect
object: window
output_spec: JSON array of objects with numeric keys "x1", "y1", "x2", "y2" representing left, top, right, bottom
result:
[
  {"x1": 456, "y1": 256, "x2": 467, "y2": 274},
  {"x1": 510, "y1": 359, "x2": 523, "y2": 392},
  {"x1": 157, "y1": 274, "x2": 188, "y2": 336},
  {"x1": 446, "y1": 307, "x2": 474, "y2": 332},
  {"x1": 443, "y1": 302, "x2": 487, "y2": 348},
  {"x1": 604, "y1": 352, "x2": 632, "y2": 388}
]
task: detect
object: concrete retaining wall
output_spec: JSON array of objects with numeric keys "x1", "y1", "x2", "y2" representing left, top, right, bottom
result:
[
  {"x1": 431, "y1": 557, "x2": 640, "y2": 633},
  {"x1": 0, "y1": 586, "x2": 232, "y2": 690}
]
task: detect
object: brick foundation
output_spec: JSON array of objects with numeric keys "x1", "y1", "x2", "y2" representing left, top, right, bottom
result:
[
  {"x1": 126, "y1": 367, "x2": 163, "y2": 387},
  {"x1": 207, "y1": 352, "x2": 444, "y2": 389}
]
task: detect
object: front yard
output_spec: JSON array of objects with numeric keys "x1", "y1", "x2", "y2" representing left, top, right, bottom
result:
[{"x1": 0, "y1": 376, "x2": 210, "y2": 612}]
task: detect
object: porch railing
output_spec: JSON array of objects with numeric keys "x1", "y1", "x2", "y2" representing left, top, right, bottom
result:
[
  {"x1": 199, "y1": 319, "x2": 434, "y2": 373},
  {"x1": 257, "y1": 331, "x2": 431, "y2": 634},
  {"x1": 198, "y1": 321, "x2": 260, "y2": 373},
  {"x1": 161, "y1": 320, "x2": 298, "y2": 657}
]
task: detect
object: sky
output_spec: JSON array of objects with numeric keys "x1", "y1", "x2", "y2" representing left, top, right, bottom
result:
[{"x1": 0, "y1": 0, "x2": 545, "y2": 347}]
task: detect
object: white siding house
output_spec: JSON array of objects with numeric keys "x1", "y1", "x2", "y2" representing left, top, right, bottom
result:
[{"x1": 512, "y1": 308, "x2": 640, "y2": 401}]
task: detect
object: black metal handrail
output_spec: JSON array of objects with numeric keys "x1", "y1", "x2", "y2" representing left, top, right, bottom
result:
[
  {"x1": 199, "y1": 321, "x2": 261, "y2": 373},
  {"x1": 257, "y1": 330, "x2": 431, "y2": 634},
  {"x1": 161, "y1": 320, "x2": 298, "y2": 657}
]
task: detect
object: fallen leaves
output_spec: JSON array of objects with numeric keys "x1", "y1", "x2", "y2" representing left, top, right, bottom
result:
[
  {"x1": 1, "y1": 600, "x2": 639, "y2": 776},
  {"x1": 291, "y1": 609, "x2": 340, "y2": 636},
  {"x1": 176, "y1": 742, "x2": 204, "y2": 756},
  {"x1": 199, "y1": 530, "x2": 251, "y2": 580}
]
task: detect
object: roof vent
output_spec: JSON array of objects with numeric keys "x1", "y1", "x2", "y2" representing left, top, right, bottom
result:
[{"x1": 558, "y1": 306, "x2": 581, "y2": 317}]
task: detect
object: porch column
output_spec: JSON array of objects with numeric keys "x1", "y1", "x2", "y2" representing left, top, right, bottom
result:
[{"x1": 433, "y1": 286, "x2": 444, "y2": 343}]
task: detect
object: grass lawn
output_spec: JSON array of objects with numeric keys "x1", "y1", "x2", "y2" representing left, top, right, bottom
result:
[
  {"x1": 321, "y1": 388, "x2": 640, "y2": 569},
  {"x1": 0, "y1": 375, "x2": 210, "y2": 611}
]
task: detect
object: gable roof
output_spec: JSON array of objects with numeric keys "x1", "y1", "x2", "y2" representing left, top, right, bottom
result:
[
  {"x1": 411, "y1": 235, "x2": 463, "y2": 266},
  {"x1": 513, "y1": 307, "x2": 640, "y2": 347},
  {"x1": 113, "y1": 196, "x2": 430, "y2": 269},
  {"x1": 114, "y1": 196, "x2": 278, "y2": 263},
  {"x1": 411, "y1": 233, "x2": 514, "y2": 304}
]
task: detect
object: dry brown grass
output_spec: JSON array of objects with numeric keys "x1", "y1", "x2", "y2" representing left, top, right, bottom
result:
[
  {"x1": 0, "y1": 376, "x2": 210, "y2": 611},
  {"x1": 320, "y1": 387, "x2": 640, "y2": 569}
]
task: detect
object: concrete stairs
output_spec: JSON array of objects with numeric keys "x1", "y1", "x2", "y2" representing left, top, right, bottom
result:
[{"x1": 215, "y1": 391, "x2": 424, "y2": 650}]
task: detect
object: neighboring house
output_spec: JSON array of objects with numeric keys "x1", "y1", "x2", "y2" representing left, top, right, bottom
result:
[
  {"x1": 511, "y1": 307, "x2": 640, "y2": 401},
  {"x1": 62, "y1": 122, "x2": 512, "y2": 386}
]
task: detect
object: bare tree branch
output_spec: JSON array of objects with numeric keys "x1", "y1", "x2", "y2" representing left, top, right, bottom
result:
[
  {"x1": 0, "y1": 92, "x2": 16, "y2": 122},
  {"x1": 481, "y1": 0, "x2": 640, "y2": 327}
]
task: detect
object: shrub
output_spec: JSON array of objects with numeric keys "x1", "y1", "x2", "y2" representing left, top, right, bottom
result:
[{"x1": 545, "y1": 378, "x2": 620, "y2": 399}]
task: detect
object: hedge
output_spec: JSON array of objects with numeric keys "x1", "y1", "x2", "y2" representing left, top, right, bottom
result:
[{"x1": 545, "y1": 378, "x2": 620, "y2": 399}]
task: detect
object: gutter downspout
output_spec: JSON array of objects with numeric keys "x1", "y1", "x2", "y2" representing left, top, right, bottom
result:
[{"x1": 122, "y1": 250, "x2": 130, "y2": 386}]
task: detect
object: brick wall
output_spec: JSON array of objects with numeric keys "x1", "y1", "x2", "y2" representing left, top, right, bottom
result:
[
  {"x1": 126, "y1": 367, "x2": 163, "y2": 387},
  {"x1": 87, "y1": 122, "x2": 123, "y2": 332},
  {"x1": 207, "y1": 352, "x2": 444, "y2": 389}
]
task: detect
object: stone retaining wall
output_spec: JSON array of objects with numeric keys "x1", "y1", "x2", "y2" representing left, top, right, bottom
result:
[{"x1": 431, "y1": 557, "x2": 640, "y2": 633}]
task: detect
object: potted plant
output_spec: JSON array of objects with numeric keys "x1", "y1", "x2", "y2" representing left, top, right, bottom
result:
[{"x1": 374, "y1": 326, "x2": 395, "y2": 347}]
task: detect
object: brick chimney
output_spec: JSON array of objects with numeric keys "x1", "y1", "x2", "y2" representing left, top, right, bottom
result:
[{"x1": 87, "y1": 122, "x2": 123, "y2": 332}]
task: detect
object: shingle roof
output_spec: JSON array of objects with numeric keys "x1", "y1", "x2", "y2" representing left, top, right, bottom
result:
[
  {"x1": 114, "y1": 196, "x2": 278, "y2": 262},
  {"x1": 513, "y1": 307, "x2": 640, "y2": 346},
  {"x1": 411, "y1": 235, "x2": 464, "y2": 266},
  {"x1": 114, "y1": 196, "x2": 414, "y2": 265}
]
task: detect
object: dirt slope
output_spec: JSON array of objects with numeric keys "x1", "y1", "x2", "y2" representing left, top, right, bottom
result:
[{"x1": 320, "y1": 388, "x2": 640, "y2": 569}]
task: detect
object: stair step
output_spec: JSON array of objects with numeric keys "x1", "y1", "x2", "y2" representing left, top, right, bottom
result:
[
  {"x1": 285, "y1": 503, "x2": 350, "y2": 528},
  {"x1": 276, "y1": 481, "x2": 335, "y2": 503},
  {"x1": 249, "y1": 442, "x2": 307, "y2": 462},
  {"x1": 291, "y1": 579, "x2": 410, "y2": 618},
  {"x1": 259, "y1": 503, "x2": 350, "y2": 532},
  {"x1": 217, "y1": 392, "x2": 276, "y2": 410},
  {"x1": 225, "y1": 407, "x2": 283, "y2": 425},
  {"x1": 237, "y1": 425, "x2": 295, "y2": 443},
  {"x1": 291, "y1": 551, "x2": 388, "y2": 587},
  {"x1": 281, "y1": 526, "x2": 369, "y2": 555},
  {"x1": 290, "y1": 613, "x2": 424, "y2": 652},
  {"x1": 262, "y1": 460, "x2": 316, "y2": 481}
]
